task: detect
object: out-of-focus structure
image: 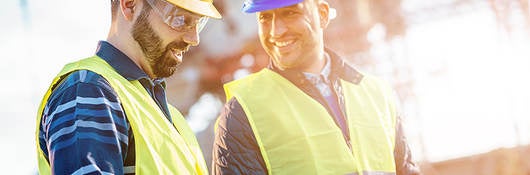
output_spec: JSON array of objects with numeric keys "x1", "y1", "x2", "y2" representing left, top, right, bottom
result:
[
  {"x1": 421, "y1": 145, "x2": 530, "y2": 175},
  {"x1": 4, "y1": 0, "x2": 530, "y2": 174}
]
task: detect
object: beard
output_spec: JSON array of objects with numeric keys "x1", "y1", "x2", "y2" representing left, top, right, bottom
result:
[{"x1": 131, "y1": 8, "x2": 189, "y2": 78}]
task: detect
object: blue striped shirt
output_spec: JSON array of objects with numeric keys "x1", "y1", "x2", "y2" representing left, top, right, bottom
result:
[{"x1": 38, "y1": 41, "x2": 171, "y2": 174}]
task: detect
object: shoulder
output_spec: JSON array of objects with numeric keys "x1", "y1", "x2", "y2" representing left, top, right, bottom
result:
[
  {"x1": 225, "y1": 69, "x2": 270, "y2": 87},
  {"x1": 54, "y1": 70, "x2": 114, "y2": 95},
  {"x1": 42, "y1": 69, "x2": 125, "y2": 132},
  {"x1": 46, "y1": 70, "x2": 117, "y2": 106},
  {"x1": 217, "y1": 98, "x2": 250, "y2": 131}
]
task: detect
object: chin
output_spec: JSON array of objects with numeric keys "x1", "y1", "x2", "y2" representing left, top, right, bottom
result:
[{"x1": 275, "y1": 56, "x2": 300, "y2": 68}]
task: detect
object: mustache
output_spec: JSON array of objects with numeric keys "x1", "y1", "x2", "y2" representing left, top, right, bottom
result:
[{"x1": 167, "y1": 41, "x2": 190, "y2": 52}]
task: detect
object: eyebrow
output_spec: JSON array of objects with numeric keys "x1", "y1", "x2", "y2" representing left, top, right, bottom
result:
[{"x1": 283, "y1": 4, "x2": 302, "y2": 10}]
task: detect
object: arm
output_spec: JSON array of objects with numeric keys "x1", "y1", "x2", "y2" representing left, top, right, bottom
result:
[
  {"x1": 211, "y1": 98, "x2": 267, "y2": 175},
  {"x1": 38, "y1": 70, "x2": 130, "y2": 174},
  {"x1": 394, "y1": 115, "x2": 422, "y2": 175}
]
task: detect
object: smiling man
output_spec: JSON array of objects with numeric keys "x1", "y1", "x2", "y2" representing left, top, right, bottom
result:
[
  {"x1": 36, "y1": 0, "x2": 221, "y2": 174},
  {"x1": 212, "y1": 0, "x2": 421, "y2": 174}
]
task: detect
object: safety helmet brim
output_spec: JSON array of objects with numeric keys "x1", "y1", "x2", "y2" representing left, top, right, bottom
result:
[{"x1": 166, "y1": 0, "x2": 222, "y2": 19}]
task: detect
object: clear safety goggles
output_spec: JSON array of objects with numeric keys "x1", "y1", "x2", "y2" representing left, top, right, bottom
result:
[{"x1": 145, "y1": 0, "x2": 209, "y2": 33}]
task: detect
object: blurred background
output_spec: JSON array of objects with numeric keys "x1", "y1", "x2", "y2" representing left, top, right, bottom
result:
[{"x1": 1, "y1": 0, "x2": 530, "y2": 174}]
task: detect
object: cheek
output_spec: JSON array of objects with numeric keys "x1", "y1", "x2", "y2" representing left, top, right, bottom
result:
[
  {"x1": 159, "y1": 33, "x2": 176, "y2": 47},
  {"x1": 258, "y1": 30, "x2": 270, "y2": 48},
  {"x1": 152, "y1": 23, "x2": 181, "y2": 45},
  {"x1": 258, "y1": 27, "x2": 267, "y2": 40}
]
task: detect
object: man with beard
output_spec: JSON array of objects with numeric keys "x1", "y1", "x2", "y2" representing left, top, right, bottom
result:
[
  {"x1": 36, "y1": 0, "x2": 221, "y2": 174},
  {"x1": 212, "y1": 0, "x2": 421, "y2": 174}
]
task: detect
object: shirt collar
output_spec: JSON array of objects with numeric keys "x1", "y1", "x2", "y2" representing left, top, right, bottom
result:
[
  {"x1": 302, "y1": 52, "x2": 331, "y2": 84},
  {"x1": 95, "y1": 41, "x2": 166, "y2": 87},
  {"x1": 269, "y1": 48, "x2": 364, "y2": 86}
]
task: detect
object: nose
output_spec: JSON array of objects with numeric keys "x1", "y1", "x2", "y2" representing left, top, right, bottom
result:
[
  {"x1": 183, "y1": 28, "x2": 200, "y2": 46},
  {"x1": 270, "y1": 15, "x2": 287, "y2": 37}
]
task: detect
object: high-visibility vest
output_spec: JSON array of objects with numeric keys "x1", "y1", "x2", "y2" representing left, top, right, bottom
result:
[
  {"x1": 224, "y1": 69, "x2": 397, "y2": 175},
  {"x1": 36, "y1": 56, "x2": 208, "y2": 175}
]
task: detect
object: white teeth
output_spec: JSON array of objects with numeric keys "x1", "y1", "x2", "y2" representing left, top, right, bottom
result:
[{"x1": 274, "y1": 40, "x2": 294, "y2": 47}]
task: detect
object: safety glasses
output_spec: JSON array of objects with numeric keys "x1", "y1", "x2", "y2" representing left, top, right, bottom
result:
[{"x1": 145, "y1": 0, "x2": 209, "y2": 33}]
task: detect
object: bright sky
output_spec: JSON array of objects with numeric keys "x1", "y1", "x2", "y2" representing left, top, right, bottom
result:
[
  {"x1": 402, "y1": 9, "x2": 530, "y2": 162},
  {"x1": 1, "y1": 0, "x2": 529, "y2": 174}
]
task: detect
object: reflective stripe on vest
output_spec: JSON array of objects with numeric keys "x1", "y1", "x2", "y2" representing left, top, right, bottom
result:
[
  {"x1": 35, "y1": 56, "x2": 208, "y2": 175},
  {"x1": 224, "y1": 69, "x2": 397, "y2": 175}
]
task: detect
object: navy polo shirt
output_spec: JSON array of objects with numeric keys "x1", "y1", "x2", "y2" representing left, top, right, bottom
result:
[{"x1": 96, "y1": 41, "x2": 172, "y2": 122}]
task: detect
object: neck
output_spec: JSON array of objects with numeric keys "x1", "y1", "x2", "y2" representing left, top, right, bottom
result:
[
  {"x1": 301, "y1": 50, "x2": 327, "y2": 74},
  {"x1": 107, "y1": 25, "x2": 155, "y2": 79}
]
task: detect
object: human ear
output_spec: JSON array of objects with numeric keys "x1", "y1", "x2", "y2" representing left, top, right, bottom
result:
[
  {"x1": 120, "y1": 0, "x2": 137, "y2": 21},
  {"x1": 318, "y1": 0, "x2": 330, "y2": 28}
]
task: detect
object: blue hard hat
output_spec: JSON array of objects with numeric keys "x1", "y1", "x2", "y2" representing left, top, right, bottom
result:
[{"x1": 242, "y1": 0, "x2": 304, "y2": 13}]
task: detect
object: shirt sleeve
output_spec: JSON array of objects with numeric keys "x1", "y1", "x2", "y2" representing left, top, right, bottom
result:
[
  {"x1": 212, "y1": 98, "x2": 267, "y2": 175},
  {"x1": 394, "y1": 115, "x2": 422, "y2": 175},
  {"x1": 38, "y1": 70, "x2": 130, "y2": 175}
]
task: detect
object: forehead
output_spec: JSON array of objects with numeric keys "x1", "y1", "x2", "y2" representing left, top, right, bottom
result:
[{"x1": 257, "y1": 2, "x2": 307, "y2": 14}]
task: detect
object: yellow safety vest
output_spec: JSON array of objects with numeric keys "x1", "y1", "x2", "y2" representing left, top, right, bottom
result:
[
  {"x1": 224, "y1": 69, "x2": 397, "y2": 175},
  {"x1": 35, "y1": 56, "x2": 208, "y2": 175}
]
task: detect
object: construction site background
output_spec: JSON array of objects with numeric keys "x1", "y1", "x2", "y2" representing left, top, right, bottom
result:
[{"x1": 1, "y1": 0, "x2": 530, "y2": 174}]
